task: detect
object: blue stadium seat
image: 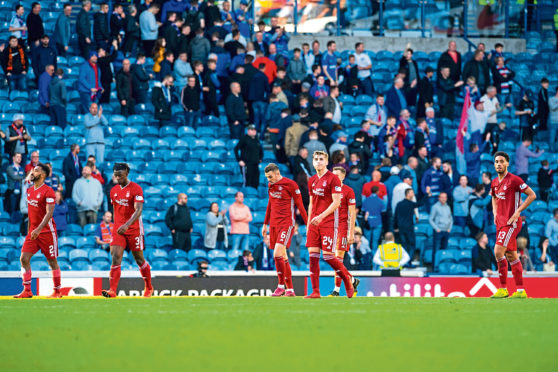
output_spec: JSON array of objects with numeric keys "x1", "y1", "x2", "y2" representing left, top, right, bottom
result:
[
  {"x1": 134, "y1": 138, "x2": 151, "y2": 149},
  {"x1": 177, "y1": 126, "x2": 196, "y2": 137},
  {"x1": 210, "y1": 261, "x2": 228, "y2": 271},
  {"x1": 449, "y1": 263, "x2": 470, "y2": 274},
  {"x1": 2, "y1": 224, "x2": 20, "y2": 237},
  {"x1": 168, "y1": 249, "x2": 188, "y2": 261},
  {"x1": 31, "y1": 261, "x2": 51, "y2": 271},
  {"x1": 0, "y1": 236, "x2": 16, "y2": 250},
  {"x1": 437, "y1": 262, "x2": 453, "y2": 274},
  {"x1": 188, "y1": 249, "x2": 208, "y2": 263},
  {"x1": 83, "y1": 224, "x2": 97, "y2": 236},
  {"x1": 69, "y1": 249, "x2": 89, "y2": 262},
  {"x1": 148, "y1": 248, "x2": 169, "y2": 262},
  {"x1": 457, "y1": 250, "x2": 472, "y2": 264},
  {"x1": 89, "y1": 249, "x2": 110, "y2": 263},
  {"x1": 75, "y1": 236, "x2": 96, "y2": 249},
  {"x1": 0, "y1": 248, "x2": 10, "y2": 262},
  {"x1": 91, "y1": 261, "x2": 110, "y2": 271},
  {"x1": 227, "y1": 249, "x2": 242, "y2": 262},
  {"x1": 435, "y1": 250, "x2": 457, "y2": 266},
  {"x1": 127, "y1": 114, "x2": 147, "y2": 126}
]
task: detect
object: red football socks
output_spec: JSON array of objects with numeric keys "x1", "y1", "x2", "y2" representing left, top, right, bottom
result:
[
  {"x1": 510, "y1": 259, "x2": 524, "y2": 290},
  {"x1": 497, "y1": 257, "x2": 508, "y2": 288},
  {"x1": 309, "y1": 253, "x2": 321, "y2": 293},
  {"x1": 22, "y1": 268, "x2": 32, "y2": 291},
  {"x1": 324, "y1": 255, "x2": 352, "y2": 289},
  {"x1": 274, "y1": 256, "x2": 286, "y2": 286},
  {"x1": 139, "y1": 261, "x2": 152, "y2": 290},
  {"x1": 109, "y1": 265, "x2": 121, "y2": 292},
  {"x1": 284, "y1": 259, "x2": 293, "y2": 290},
  {"x1": 52, "y1": 268, "x2": 61, "y2": 293},
  {"x1": 334, "y1": 258, "x2": 343, "y2": 288}
]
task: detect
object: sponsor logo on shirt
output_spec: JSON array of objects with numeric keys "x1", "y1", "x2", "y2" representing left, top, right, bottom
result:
[
  {"x1": 114, "y1": 199, "x2": 130, "y2": 207},
  {"x1": 270, "y1": 191, "x2": 283, "y2": 199},
  {"x1": 495, "y1": 192, "x2": 506, "y2": 200},
  {"x1": 313, "y1": 187, "x2": 325, "y2": 196},
  {"x1": 27, "y1": 198, "x2": 39, "y2": 207},
  {"x1": 295, "y1": 189, "x2": 300, "y2": 194}
]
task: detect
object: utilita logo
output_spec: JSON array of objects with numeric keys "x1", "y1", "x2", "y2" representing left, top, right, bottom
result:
[{"x1": 365, "y1": 278, "x2": 498, "y2": 298}]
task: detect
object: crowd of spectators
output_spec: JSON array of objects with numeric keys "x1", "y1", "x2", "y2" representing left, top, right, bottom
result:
[{"x1": 1, "y1": 1, "x2": 558, "y2": 273}]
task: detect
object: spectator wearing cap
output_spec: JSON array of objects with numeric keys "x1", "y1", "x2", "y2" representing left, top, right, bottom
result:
[
  {"x1": 31, "y1": 34, "x2": 57, "y2": 79},
  {"x1": 234, "y1": 125, "x2": 263, "y2": 189},
  {"x1": 38, "y1": 64, "x2": 54, "y2": 117},
  {"x1": 49, "y1": 68, "x2": 67, "y2": 129},
  {"x1": 78, "y1": 52, "x2": 102, "y2": 113},
  {"x1": 24, "y1": 150, "x2": 40, "y2": 174},
  {"x1": 225, "y1": 81, "x2": 247, "y2": 139},
  {"x1": 0, "y1": 36, "x2": 29, "y2": 92},
  {"x1": 62, "y1": 144, "x2": 83, "y2": 199},
  {"x1": 417, "y1": 66, "x2": 435, "y2": 118},
  {"x1": 26, "y1": 2, "x2": 44, "y2": 47},
  {"x1": 437, "y1": 66, "x2": 463, "y2": 119},
  {"x1": 4, "y1": 114, "x2": 31, "y2": 159},
  {"x1": 84, "y1": 103, "x2": 107, "y2": 165}
]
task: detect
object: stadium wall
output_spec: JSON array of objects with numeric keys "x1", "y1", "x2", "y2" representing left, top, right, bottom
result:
[{"x1": 289, "y1": 36, "x2": 527, "y2": 54}]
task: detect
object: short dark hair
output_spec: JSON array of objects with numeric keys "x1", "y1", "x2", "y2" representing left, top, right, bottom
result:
[
  {"x1": 493, "y1": 151, "x2": 509, "y2": 162},
  {"x1": 474, "y1": 183, "x2": 484, "y2": 193},
  {"x1": 541, "y1": 78, "x2": 549, "y2": 83},
  {"x1": 355, "y1": 42, "x2": 363, "y2": 49},
  {"x1": 37, "y1": 163, "x2": 50, "y2": 176},
  {"x1": 327, "y1": 40, "x2": 335, "y2": 47},
  {"x1": 405, "y1": 188, "x2": 414, "y2": 197},
  {"x1": 113, "y1": 162, "x2": 130, "y2": 173},
  {"x1": 293, "y1": 47, "x2": 301, "y2": 53},
  {"x1": 475, "y1": 231, "x2": 486, "y2": 242},
  {"x1": 495, "y1": 43, "x2": 504, "y2": 49},
  {"x1": 553, "y1": 208, "x2": 558, "y2": 216},
  {"x1": 371, "y1": 186, "x2": 379, "y2": 194}
]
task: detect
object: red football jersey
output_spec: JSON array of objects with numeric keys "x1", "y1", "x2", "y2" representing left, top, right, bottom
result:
[
  {"x1": 308, "y1": 170, "x2": 342, "y2": 227},
  {"x1": 264, "y1": 176, "x2": 308, "y2": 227},
  {"x1": 110, "y1": 181, "x2": 144, "y2": 232},
  {"x1": 338, "y1": 184, "x2": 356, "y2": 229},
  {"x1": 27, "y1": 183, "x2": 56, "y2": 233},
  {"x1": 490, "y1": 172, "x2": 528, "y2": 229}
]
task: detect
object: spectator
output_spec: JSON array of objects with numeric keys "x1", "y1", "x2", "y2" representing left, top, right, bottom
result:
[
  {"x1": 309, "y1": 75, "x2": 329, "y2": 100},
  {"x1": 181, "y1": 75, "x2": 201, "y2": 129},
  {"x1": 453, "y1": 175, "x2": 472, "y2": 227},
  {"x1": 78, "y1": 52, "x2": 102, "y2": 113},
  {"x1": 417, "y1": 66, "x2": 434, "y2": 118},
  {"x1": 538, "y1": 238, "x2": 555, "y2": 272},
  {"x1": 234, "y1": 249, "x2": 256, "y2": 272},
  {"x1": 517, "y1": 237, "x2": 535, "y2": 272},
  {"x1": 110, "y1": 4, "x2": 126, "y2": 46},
  {"x1": 76, "y1": 0, "x2": 93, "y2": 59},
  {"x1": 44, "y1": 162, "x2": 61, "y2": 192},
  {"x1": 173, "y1": 52, "x2": 193, "y2": 92},
  {"x1": 84, "y1": 103, "x2": 107, "y2": 165},
  {"x1": 429, "y1": 192, "x2": 453, "y2": 271},
  {"x1": 116, "y1": 59, "x2": 135, "y2": 117},
  {"x1": 49, "y1": 68, "x2": 67, "y2": 129},
  {"x1": 287, "y1": 48, "x2": 305, "y2": 92},
  {"x1": 9, "y1": 5, "x2": 26, "y2": 45},
  {"x1": 480, "y1": 86, "x2": 506, "y2": 135},
  {"x1": 437, "y1": 40, "x2": 462, "y2": 82},
  {"x1": 346, "y1": 227, "x2": 372, "y2": 270},
  {"x1": 159, "y1": 51, "x2": 175, "y2": 81},
  {"x1": 285, "y1": 116, "x2": 308, "y2": 163},
  {"x1": 468, "y1": 183, "x2": 491, "y2": 237},
  {"x1": 373, "y1": 231, "x2": 410, "y2": 269},
  {"x1": 420, "y1": 157, "x2": 443, "y2": 211},
  {"x1": 0, "y1": 36, "x2": 29, "y2": 92},
  {"x1": 190, "y1": 28, "x2": 211, "y2": 63},
  {"x1": 549, "y1": 87, "x2": 558, "y2": 151},
  {"x1": 403, "y1": 156, "x2": 419, "y2": 192},
  {"x1": 472, "y1": 232, "x2": 495, "y2": 274},
  {"x1": 205, "y1": 202, "x2": 229, "y2": 250},
  {"x1": 202, "y1": 59, "x2": 220, "y2": 117},
  {"x1": 140, "y1": 3, "x2": 160, "y2": 55},
  {"x1": 302, "y1": 130, "x2": 327, "y2": 161},
  {"x1": 463, "y1": 49, "x2": 490, "y2": 94},
  {"x1": 492, "y1": 56, "x2": 515, "y2": 103},
  {"x1": 385, "y1": 77, "x2": 407, "y2": 117},
  {"x1": 399, "y1": 48, "x2": 419, "y2": 107},
  {"x1": 26, "y1": 2, "x2": 44, "y2": 48},
  {"x1": 537, "y1": 160, "x2": 557, "y2": 202},
  {"x1": 152, "y1": 37, "x2": 166, "y2": 77},
  {"x1": 53, "y1": 190, "x2": 68, "y2": 237},
  {"x1": 363, "y1": 170, "x2": 387, "y2": 199},
  {"x1": 515, "y1": 89, "x2": 536, "y2": 139},
  {"x1": 234, "y1": 125, "x2": 263, "y2": 189},
  {"x1": 162, "y1": 0, "x2": 188, "y2": 23},
  {"x1": 97, "y1": 41, "x2": 119, "y2": 104},
  {"x1": 24, "y1": 150, "x2": 40, "y2": 174},
  {"x1": 394, "y1": 188, "x2": 424, "y2": 262},
  {"x1": 515, "y1": 137, "x2": 543, "y2": 182},
  {"x1": 4, "y1": 114, "x2": 31, "y2": 159},
  {"x1": 95, "y1": 211, "x2": 114, "y2": 251},
  {"x1": 4, "y1": 152, "x2": 24, "y2": 217},
  {"x1": 38, "y1": 64, "x2": 54, "y2": 116},
  {"x1": 122, "y1": 5, "x2": 140, "y2": 57},
  {"x1": 538, "y1": 78, "x2": 550, "y2": 133},
  {"x1": 545, "y1": 208, "x2": 558, "y2": 264},
  {"x1": 165, "y1": 193, "x2": 193, "y2": 252},
  {"x1": 254, "y1": 232, "x2": 274, "y2": 270},
  {"x1": 354, "y1": 42, "x2": 373, "y2": 96},
  {"x1": 348, "y1": 131, "x2": 371, "y2": 173},
  {"x1": 437, "y1": 66, "x2": 463, "y2": 119},
  {"x1": 363, "y1": 186, "x2": 386, "y2": 248},
  {"x1": 229, "y1": 192, "x2": 252, "y2": 252},
  {"x1": 225, "y1": 82, "x2": 247, "y2": 139},
  {"x1": 62, "y1": 144, "x2": 83, "y2": 199},
  {"x1": 464, "y1": 132, "x2": 490, "y2": 185},
  {"x1": 72, "y1": 166, "x2": 103, "y2": 227},
  {"x1": 467, "y1": 100, "x2": 492, "y2": 144},
  {"x1": 248, "y1": 63, "x2": 270, "y2": 135},
  {"x1": 152, "y1": 75, "x2": 174, "y2": 127},
  {"x1": 132, "y1": 53, "x2": 152, "y2": 104},
  {"x1": 365, "y1": 94, "x2": 387, "y2": 135},
  {"x1": 31, "y1": 34, "x2": 57, "y2": 80}
]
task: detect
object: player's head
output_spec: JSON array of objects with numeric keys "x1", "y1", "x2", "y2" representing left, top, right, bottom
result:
[
  {"x1": 493, "y1": 151, "x2": 509, "y2": 175},
  {"x1": 113, "y1": 162, "x2": 130, "y2": 185},
  {"x1": 312, "y1": 151, "x2": 329, "y2": 172},
  {"x1": 264, "y1": 163, "x2": 281, "y2": 183},
  {"x1": 332, "y1": 166, "x2": 346, "y2": 183},
  {"x1": 30, "y1": 163, "x2": 50, "y2": 183}
]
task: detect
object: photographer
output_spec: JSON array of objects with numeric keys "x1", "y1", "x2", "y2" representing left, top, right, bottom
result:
[{"x1": 190, "y1": 261, "x2": 209, "y2": 278}]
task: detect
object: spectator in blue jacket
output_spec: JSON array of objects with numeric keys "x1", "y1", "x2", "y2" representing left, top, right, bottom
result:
[
  {"x1": 140, "y1": 3, "x2": 160, "y2": 55},
  {"x1": 544, "y1": 208, "x2": 558, "y2": 264},
  {"x1": 78, "y1": 52, "x2": 102, "y2": 114},
  {"x1": 264, "y1": 93, "x2": 288, "y2": 141},
  {"x1": 269, "y1": 26, "x2": 289, "y2": 58},
  {"x1": 429, "y1": 192, "x2": 453, "y2": 271},
  {"x1": 84, "y1": 103, "x2": 107, "y2": 165},
  {"x1": 452, "y1": 175, "x2": 472, "y2": 227},
  {"x1": 468, "y1": 184, "x2": 491, "y2": 237},
  {"x1": 53, "y1": 190, "x2": 68, "y2": 236},
  {"x1": 37, "y1": 64, "x2": 54, "y2": 115},
  {"x1": 31, "y1": 34, "x2": 57, "y2": 79},
  {"x1": 161, "y1": 0, "x2": 188, "y2": 23},
  {"x1": 464, "y1": 130, "x2": 490, "y2": 185},
  {"x1": 420, "y1": 157, "x2": 443, "y2": 212},
  {"x1": 363, "y1": 186, "x2": 386, "y2": 248},
  {"x1": 53, "y1": 3, "x2": 72, "y2": 56},
  {"x1": 49, "y1": 68, "x2": 67, "y2": 129},
  {"x1": 385, "y1": 77, "x2": 407, "y2": 117},
  {"x1": 321, "y1": 40, "x2": 338, "y2": 84}
]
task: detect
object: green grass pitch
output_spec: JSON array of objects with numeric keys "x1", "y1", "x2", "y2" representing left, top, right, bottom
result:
[{"x1": 1, "y1": 297, "x2": 557, "y2": 372}]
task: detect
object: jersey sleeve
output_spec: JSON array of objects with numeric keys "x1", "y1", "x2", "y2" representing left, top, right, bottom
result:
[
  {"x1": 347, "y1": 187, "x2": 356, "y2": 206},
  {"x1": 45, "y1": 187, "x2": 55, "y2": 204},
  {"x1": 515, "y1": 176, "x2": 529, "y2": 193},
  {"x1": 331, "y1": 175, "x2": 342, "y2": 195},
  {"x1": 290, "y1": 181, "x2": 308, "y2": 224},
  {"x1": 133, "y1": 184, "x2": 144, "y2": 203},
  {"x1": 307, "y1": 177, "x2": 314, "y2": 197},
  {"x1": 264, "y1": 192, "x2": 271, "y2": 225}
]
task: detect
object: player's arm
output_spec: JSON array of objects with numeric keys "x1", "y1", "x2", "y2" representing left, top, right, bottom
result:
[
  {"x1": 30, "y1": 203, "x2": 55, "y2": 240},
  {"x1": 348, "y1": 204, "x2": 356, "y2": 244},
  {"x1": 262, "y1": 199, "x2": 271, "y2": 237},
  {"x1": 307, "y1": 197, "x2": 313, "y2": 226},
  {"x1": 118, "y1": 201, "x2": 143, "y2": 234},
  {"x1": 292, "y1": 186, "x2": 308, "y2": 224},
  {"x1": 311, "y1": 193, "x2": 341, "y2": 226},
  {"x1": 508, "y1": 186, "x2": 536, "y2": 225}
]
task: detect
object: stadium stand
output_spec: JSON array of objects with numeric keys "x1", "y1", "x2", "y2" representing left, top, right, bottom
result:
[{"x1": 0, "y1": 0, "x2": 558, "y2": 275}]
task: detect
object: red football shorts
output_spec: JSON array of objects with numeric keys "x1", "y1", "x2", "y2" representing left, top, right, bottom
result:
[
  {"x1": 306, "y1": 225, "x2": 340, "y2": 254},
  {"x1": 111, "y1": 229, "x2": 144, "y2": 252},
  {"x1": 496, "y1": 223, "x2": 521, "y2": 251},
  {"x1": 337, "y1": 224, "x2": 349, "y2": 252},
  {"x1": 22, "y1": 232, "x2": 58, "y2": 259},
  {"x1": 269, "y1": 225, "x2": 294, "y2": 249}
]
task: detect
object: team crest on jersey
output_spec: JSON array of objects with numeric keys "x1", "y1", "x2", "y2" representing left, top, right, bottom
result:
[
  {"x1": 36, "y1": 193, "x2": 41, "y2": 198},
  {"x1": 278, "y1": 186, "x2": 283, "y2": 190},
  {"x1": 126, "y1": 192, "x2": 130, "y2": 198},
  {"x1": 503, "y1": 186, "x2": 507, "y2": 190},
  {"x1": 323, "y1": 181, "x2": 326, "y2": 186}
]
